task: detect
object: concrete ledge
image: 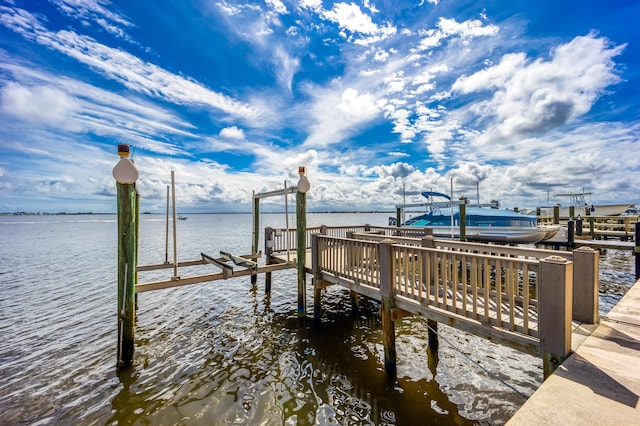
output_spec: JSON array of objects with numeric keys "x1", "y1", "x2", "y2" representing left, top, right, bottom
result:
[{"x1": 508, "y1": 279, "x2": 640, "y2": 425}]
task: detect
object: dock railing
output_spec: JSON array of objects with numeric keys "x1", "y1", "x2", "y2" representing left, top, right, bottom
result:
[
  {"x1": 311, "y1": 233, "x2": 574, "y2": 378},
  {"x1": 267, "y1": 225, "x2": 598, "y2": 326}
]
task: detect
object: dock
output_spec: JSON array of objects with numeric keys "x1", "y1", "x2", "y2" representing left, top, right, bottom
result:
[
  {"x1": 267, "y1": 225, "x2": 603, "y2": 377},
  {"x1": 113, "y1": 152, "x2": 639, "y2": 422},
  {"x1": 507, "y1": 277, "x2": 640, "y2": 425}
]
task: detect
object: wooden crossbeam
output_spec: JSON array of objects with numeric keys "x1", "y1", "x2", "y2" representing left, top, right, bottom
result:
[
  {"x1": 220, "y1": 250, "x2": 257, "y2": 269},
  {"x1": 201, "y1": 252, "x2": 233, "y2": 277}
]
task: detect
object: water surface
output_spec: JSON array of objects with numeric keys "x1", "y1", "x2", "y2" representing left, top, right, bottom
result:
[{"x1": 0, "y1": 213, "x2": 635, "y2": 425}]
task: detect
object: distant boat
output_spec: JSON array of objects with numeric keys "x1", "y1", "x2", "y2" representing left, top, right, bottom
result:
[
  {"x1": 395, "y1": 191, "x2": 559, "y2": 244},
  {"x1": 178, "y1": 215, "x2": 187, "y2": 220},
  {"x1": 538, "y1": 192, "x2": 634, "y2": 217}
]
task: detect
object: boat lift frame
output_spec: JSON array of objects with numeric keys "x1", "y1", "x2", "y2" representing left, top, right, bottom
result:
[{"x1": 393, "y1": 198, "x2": 499, "y2": 241}]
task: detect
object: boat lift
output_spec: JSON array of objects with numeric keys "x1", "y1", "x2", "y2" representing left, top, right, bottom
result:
[{"x1": 392, "y1": 195, "x2": 499, "y2": 241}]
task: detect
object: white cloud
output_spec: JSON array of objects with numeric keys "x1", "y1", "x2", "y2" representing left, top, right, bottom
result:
[
  {"x1": 304, "y1": 87, "x2": 381, "y2": 147},
  {"x1": 219, "y1": 126, "x2": 245, "y2": 140},
  {"x1": 415, "y1": 17, "x2": 499, "y2": 52},
  {"x1": 0, "y1": 5, "x2": 262, "y2": 120},
  {"x1": 321, "y1": 2, "x2": 396, "y2": 45},
  {"x1": 1, "y1": 82, "x2": 77, "y2": 124},
  {"x1": 453, "y1": 34, "x2": 625, "y2": 142},
  {"x1": 266, "y1": 0, "x2": 288, "y2": 14},
  {"x1": 50, "y1": 0, "x2": 133, "y2": 40}
]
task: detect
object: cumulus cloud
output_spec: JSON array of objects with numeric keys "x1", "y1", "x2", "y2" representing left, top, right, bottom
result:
[
  {"x1": 453, "y1": 33, "x2": 625, "y2": 142},
  {"x1": 1, "y1": 82, "x2": 77, "y2": 124},
  {"x1": 304, "y1": 87, "x2": 381, "y2": 147},
  {"x1": 219, "y1": 126, "x2": 245, "y2": 140},
  {"x1": 320, "y1": 2, "x2": 396, "y2": 45}
]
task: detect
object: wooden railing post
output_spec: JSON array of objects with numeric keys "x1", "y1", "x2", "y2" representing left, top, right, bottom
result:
[
  {"x1": 539, "y1": 256, "x2": 573, "y2": 379},
  {"x1": 379, "y1": 240, "x2": 397, "y2": 375},
  {"x1": 572, "y1": 247, "x2": 599, "y2": 324},
  {"x1": 553, "y1": 205, "x2": 560, "y2": 224}
]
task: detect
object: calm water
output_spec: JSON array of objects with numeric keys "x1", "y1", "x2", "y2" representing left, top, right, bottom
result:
[{"x1": 0, "y1": 213, "x2": 636, "y2": 425}]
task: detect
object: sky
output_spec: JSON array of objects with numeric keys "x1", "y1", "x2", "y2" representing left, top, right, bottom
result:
[{"x1": 0, "y1": 0, "x2": 638, "y2": 213}]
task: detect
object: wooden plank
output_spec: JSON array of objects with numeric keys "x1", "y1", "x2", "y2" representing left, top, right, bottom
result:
[
  {"x1": 220, "y1": 250, "x2": 258, "y2": 269},
  {"x1": 137, "y1": 259, "x2": 205, "y2": 271},
  {"x1": 201, "y1": 252, "x2": 233, "y2": 276},
  {"x1": 136, "y1": 262, "x2": 293, "y2": 292}
]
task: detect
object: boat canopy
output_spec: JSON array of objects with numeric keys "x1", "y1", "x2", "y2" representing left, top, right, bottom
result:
[{"x1": 421, "y1": 191, "x2": 451, "y2": 200}]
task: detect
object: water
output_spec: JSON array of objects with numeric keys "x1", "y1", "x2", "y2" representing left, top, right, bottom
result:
[{"x1": 0, "y1": 213, "x2": 636, "y2": 425}]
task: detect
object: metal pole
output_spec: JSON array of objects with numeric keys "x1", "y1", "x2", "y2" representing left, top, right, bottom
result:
[
  {"x1": 171, "y1": 171, "x2": 178, "y2": 280},
  {"x1": 165, "y1": 185, "x2": 169, "y2": 264}
]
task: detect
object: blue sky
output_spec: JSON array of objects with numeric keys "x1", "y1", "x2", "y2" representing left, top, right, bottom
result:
[{"x1": 0, "y1": 0, "x2": 638, "y2": 213}]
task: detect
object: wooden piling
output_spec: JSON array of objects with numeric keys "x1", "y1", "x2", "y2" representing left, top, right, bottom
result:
[
  {"x1": 538, "y1": 256, "x2": 573, "y2": 379},
  {"x1": 567, "y1": 220, "x2": 574, "y2": 248},
  {"x1": 296, "y1": 167, "x2": 309, "y2": 318},
  {"x1": 553, "y1": 205, "x2": 560, "y2": 225},
  {"x1": 635, "y1": 222, "x2": 639, "y2": 279},
  {"x1": 251, "y1": 193, "x2": 260, "y2": 285},
  {"x1": 113, "y1": 144, "x2": 138, "y2": 369},
  {"x1": 459, "y1": 203, "x2": 466, "y2": 241},
  {"x1": 264, "y1": 227, "x2": 273, "y2": 293},
  {"x1": 379, "y1": 240, "x2": 397, "y2": 375}
]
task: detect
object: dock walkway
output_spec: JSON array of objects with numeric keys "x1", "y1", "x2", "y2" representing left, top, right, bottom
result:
[
  {"x1": 507, "y1": 278, "x2": 640, "y2": 425},
  {"x1": 269, "y1": 226, "x2": 602, "y2": 377}
]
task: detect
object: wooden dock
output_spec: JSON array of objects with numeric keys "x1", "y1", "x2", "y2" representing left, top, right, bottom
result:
[
  {"x1": 507, "y1": 277, "x2": 640, "y2": 425},
  {"x1": 267, "y1": 225, "x2": 601, "y2": 377}
]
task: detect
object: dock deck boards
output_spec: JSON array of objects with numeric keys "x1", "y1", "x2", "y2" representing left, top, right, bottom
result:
[{"x1": 507, "y1": 278, "x2": 640, "y2": 425}]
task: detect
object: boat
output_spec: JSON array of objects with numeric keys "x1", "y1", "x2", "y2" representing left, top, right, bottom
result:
[
  {"x1": 395, "y1": 192, "x2": 559, "y2": 244},
  {"x1": 178, "y1": 215, "x2": 187, "y2": 220},
  {"x1": 539, "y1": 192, "x2": 634, "y2": 217}
]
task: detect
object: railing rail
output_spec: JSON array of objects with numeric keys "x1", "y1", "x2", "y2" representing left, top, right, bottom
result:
[{"x1": 315, "y1": 235, "x2": 541, "y2": 338}]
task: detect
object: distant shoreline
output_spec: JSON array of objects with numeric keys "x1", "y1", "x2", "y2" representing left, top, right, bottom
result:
[{"x1": 1, "y1": 210, "x2": 395, "y2": 216}]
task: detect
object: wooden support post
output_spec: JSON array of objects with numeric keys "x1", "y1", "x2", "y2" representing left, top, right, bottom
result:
[
  {"x1": 635, "y1": 223, "x2": 640, "y2": 279},
  {"x1": 296, "y1": 167, "x2": 309, "y2": 318},
  {"x1": 251, "y1": 194, "x2": 260, "y2": 285},
  {"x1": 553, "y1": 205, "x2": 560, "y2": 225},
  {"x1": 379, "y1": 240, "x2": 397, "y2": 375},
  {"x1": 113, "y1": 144, "x2": 138, "y2": 369},
  {"x1": 311, "y1": 234, "x2": 322, "y2": 325},
  {"x1": 427, "y1": 319, "x2": 439, "y2": 351},
  {"x1": 576, "y1": 218, "x2": 583, "y2": 236},
  {"x1": 587, "y1": 209, "x2": 595, "y2": 239},
  {"x1": 459, "y1": 203, "x2": 466, "y2": 241},
  {"x1": 421, "y1": 236, "x2": 438, "y2": 352},
  {"x1": 567, "y1": 220, "x2": 574, "y2": 248},
  {"x1": 539, "y1": 256, "x2": 573, "y2": 379},
  {"x1": 264, "y1": 227, "x2": 273, "y2": 293},
  {"x1": 569, "y1": 206, "x2": 575, "y2": 219},
  {"x1": 350, "y1": 291, "x2": 359, "y2": 315},
  {"x1": 135, "y1": 192, "x2": 140, "y2": 314},
  {"x1": 572, "y1": 247, "x2": 599, "y2": 324},
  {"x1": 396, "y1": 207, "x2": 402, "y2": 228}
]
